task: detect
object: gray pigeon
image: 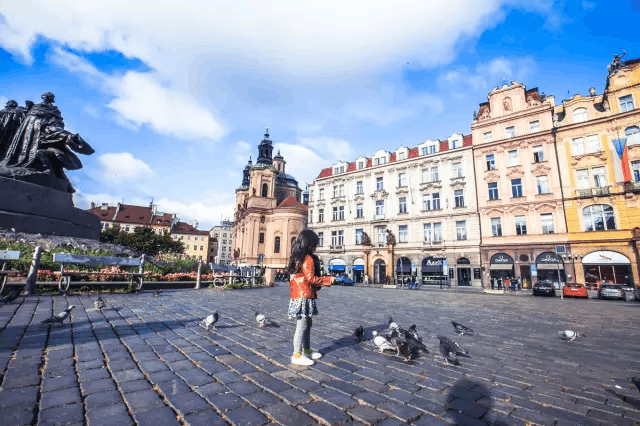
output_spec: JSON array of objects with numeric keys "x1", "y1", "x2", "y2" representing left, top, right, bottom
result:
[
  {"x1": 354, "y1": 325, "x2": 365, "y2": 342},
  {"x1": 452, "y1": 321, "x2": 473, "y2": 335},
  {"x1": 390, "y1": 335, "x2": 412, "y2": 362},
  {"x1": 94, "y1": 297, "x2": 105, "y2": 310},
  {"x1": 372, "y1": 330, "x2": 397, "y2": 353},
  {"x1": 41, "y1": 306, "x2": 75, "y2": 325},
  {"x1": 202, "y1": 312, "x2": 218, "y2": 330},
  {"x1": 153, "y1": 289, "x2": 163, "y2": 297},
  {"x1": 438, "y1": 335, "x2": 462, "y2": 365},
  {"x1": 1, "y1": 289, "x2": 20, "y2": 304},
  {"x1": 558, "y1": 330, "x2": 585, "y2": 342}
]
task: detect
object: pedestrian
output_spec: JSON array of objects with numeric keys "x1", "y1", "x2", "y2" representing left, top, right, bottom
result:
[{"x1": 287, "y1": 230, "x2": 334, "y2": 366}]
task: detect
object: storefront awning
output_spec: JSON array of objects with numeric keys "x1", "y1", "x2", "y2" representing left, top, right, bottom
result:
[
  {"x1": 490, "y1": 264, "x2": 514, "y2": 270},
  {"x1": 422, "y1": 257, "x2": 444, "y2": 273},
  {"x1": 582, "y1": 250, "x2": 630, "y2": 265},
  {"x1": 328, "y1": 264, "x2": 345, "y2": 271},
  {"x1": 353, "y1": 265, "x2": 364, "y2": 270},
  {"x1": 537, "y1": 264, "x2": 564, "y2": 270}
]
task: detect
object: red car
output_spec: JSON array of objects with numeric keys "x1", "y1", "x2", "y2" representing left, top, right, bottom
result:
[{"x1": 563, "y1": 284, "x2": 588, "y2": 299}]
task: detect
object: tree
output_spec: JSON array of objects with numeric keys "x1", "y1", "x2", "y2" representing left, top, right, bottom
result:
[{"x1": 99, "y1": 226, "x2": 184, "y2": 255}]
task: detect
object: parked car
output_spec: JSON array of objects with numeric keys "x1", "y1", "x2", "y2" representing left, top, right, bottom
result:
[
  {"x1": 562, "y1": 284, "x2": 588, "y2": 299},
  {"x1": 634, "y1": 287, "x2": 640, "y2": 301},
  {"x1": 334, "y1": 274, "x2": 355, "y2": 286},
  {"x1": 533, "y1": 281, "x2": 556, "y2": 296},
  {"x1": 597, "y1": 284, "x2": 626, "y2": 300}
]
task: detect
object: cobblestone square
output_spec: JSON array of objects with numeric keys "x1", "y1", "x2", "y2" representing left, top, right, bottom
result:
[{"x1": 0, "y1": 285, "x2": 639, "y2": 425}]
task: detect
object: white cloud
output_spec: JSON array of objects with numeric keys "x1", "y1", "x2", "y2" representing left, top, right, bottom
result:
[
  {"x1": 233, "y1": 141, "x2": 252, "y2": 166},
  {"x1": 581, "y1": 1, "x2": 596, "y2": 10},
  {"x1": 97, "y1": 152, "x2": 156, "y2": 183},
  {"x1": 273, "y1": 143, "x2": 326, "y2": 189},
  {"x1": 0, "y1": 96, "x2": 8, "y2": 107}
]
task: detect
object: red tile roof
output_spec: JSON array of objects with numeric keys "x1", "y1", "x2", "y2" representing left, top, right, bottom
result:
[
  {"x1": 408, "y1": 148, "x2": 419, "y2": 159},
  {"x1": 346, "y1": 162, "x2": 356, "y2": 172},
  {"x1": 172, "y1": 221, "x2": 209, "y2": 236},
  {"x1": 439, "y1": 140, "x2": 449, "y2": 151},
  {"x1": 277, "y1": 196, "x2": 308, "y2": 210},
  {"x1": 463, "y1": 134, "x2": 472, "y2": 147},
  {"x1": 389, "y1": 153, "x2": 396, "y2": 163},
  {"x1": 88, "y1": 204, "x2": 153, "y2": 225},
  {"x1": 366, "y1": 158, "x2": 372, "y2": 167},
  {"x1": 88, "y1": 206, "x2": 117, "y2": 220},
  {"x1": 317, "y1": 167, "x2": 332, "y2": 178},
  {"x1": 151, "y1": 213, "x2": 174, "y2": 227}
]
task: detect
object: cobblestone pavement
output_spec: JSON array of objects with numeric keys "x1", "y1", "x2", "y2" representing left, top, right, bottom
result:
[{"x1": 1, "y1": 285, "x2": 639, "y2": 426}]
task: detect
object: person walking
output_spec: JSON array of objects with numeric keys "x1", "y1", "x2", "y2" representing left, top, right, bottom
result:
[{"x1": 287, "y1": 230, "x2": 334, "y2": 366}]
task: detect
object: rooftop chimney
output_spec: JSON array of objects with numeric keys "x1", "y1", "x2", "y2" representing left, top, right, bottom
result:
[{"x1": 101, "y1": 203, "x2": 108, "y2": 210}]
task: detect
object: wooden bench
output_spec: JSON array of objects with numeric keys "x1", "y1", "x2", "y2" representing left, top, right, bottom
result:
[
  {"x1": 53, "y1": 253, "x2": 145, "y2": 293},
  {"x1": 0, "y1": 250, "x2": 21, "y2": 293}
]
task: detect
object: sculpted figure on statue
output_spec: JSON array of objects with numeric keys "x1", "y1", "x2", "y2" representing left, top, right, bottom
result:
[{"x1": 0, "y1": 92, "x2": 94, "y2": 193}]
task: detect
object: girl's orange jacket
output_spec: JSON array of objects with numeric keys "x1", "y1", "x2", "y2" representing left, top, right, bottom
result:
[{"x1": 289, "y1": 255, "x2": 332, "y2": 299}]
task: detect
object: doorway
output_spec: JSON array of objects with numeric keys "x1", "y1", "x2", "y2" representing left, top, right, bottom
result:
[
  {"x1": 520, "y1": 265, "x2": 531, "y2": 289},
  {"x1": 374, "y1": 259, "x2": 386, "y2": 284},
  {"x1": 457, "y1": 268, "x2": 471, "y2": 286}
]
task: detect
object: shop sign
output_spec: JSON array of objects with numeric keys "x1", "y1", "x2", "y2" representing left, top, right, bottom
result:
[
  {"x1": 536, "y1": 252, "x2": 562, "y2": 264},
  {"x1": 490, "y1": 253, "x2": 514, "y2": 264},
  {"x1": 531, "y1": 264, "x2": 537, "y2": 276},
  {"x1": 457, "y1": 257, "x2": 471, "y2": 265},
  {"x1": 473, "y1": 268, "x2": 481, "y2": 279},
  {"x1": 422, "y1": 257, "x2": 444, "y2": 273}
]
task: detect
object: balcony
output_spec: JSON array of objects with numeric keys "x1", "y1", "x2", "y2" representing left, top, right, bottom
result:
[
  {"x1": 423, "y1": 239, "x2": 443, "y2": 246},
  {"x1": 593, "y1": 186, "x2": 611, "y2": 196},
  {"x1": 377, "y1": 242, "x2": 387, "y2": 247},
  {"x1": 372, "y1": 214, "x2": 387, "y2": 222},
  {"x1": 577, "y1": 186, "x2": 611, "y2": 198},
  {"x1": 624, "y1": 181, "x2": 640, "y2": 192},
  {"x1": 329, "y1": 245, "x2": 343, "y2": 252}
]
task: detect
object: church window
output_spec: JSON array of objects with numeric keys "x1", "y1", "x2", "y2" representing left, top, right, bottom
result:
[
  {"x1": 274, "y1": 236, "x2": 281, "y2": 253},
  {"x1": 261, "y1": 183, "x2": 268, "y2": 197}
]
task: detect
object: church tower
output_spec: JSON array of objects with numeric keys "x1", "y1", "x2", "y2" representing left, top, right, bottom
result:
[
  {"x1": 273, "y1": 150, "x2": 285, "y2": 173},
  {"x1": 256, "y1": 127, "x2": 273, "y2": 166}
]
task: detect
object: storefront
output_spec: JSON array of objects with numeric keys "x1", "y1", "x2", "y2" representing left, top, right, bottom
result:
[
  {"x1": 422, "y1": 257, "x2": 445, "y2": 285},
  {"x1": 328, "y1": 259, "x2": 345, "y2": 276},
  {"x1": 396, "y1": 256, "x2": 412, "y2": 283},
  {"x1": 456, "y1": 257, "x2": 471, "y2": 286},
  {"x1": 489, "y1": 253, "x2": 514, "y2": 289},
  {"x1": 353, "y1": 258, "x2": 364, "y2": 283},
  {"x1": 582, "y1": 251, "x2": 633, "y2": 289},
  {"x1": 535, "y1": 252, "x2": 566, "y2": 289}
]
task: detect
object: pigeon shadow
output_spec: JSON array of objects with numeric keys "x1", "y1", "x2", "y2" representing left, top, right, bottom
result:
[
  {"x1": 316, "y1": 324, "x2": 388, "y2": 355},
  {"x1": 265, "y1": 322, "x2": 281, "y2": 328},
  {"x1": 445, "y1": 379, "x2": 508, "y2": 426},
  {"x1": 215, "y1": 324, "x2": 242, "y2": 329},
  {"x1": 606, "y1": 389, "x2": 640, "y2": 410}
]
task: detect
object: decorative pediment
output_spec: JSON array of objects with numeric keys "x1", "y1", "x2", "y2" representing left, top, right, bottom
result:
[
  {"x1": 531, "y1": 163, "x2": 552, "y2": 176},
  {"x1": 485, "y1": 207, "x2": 506, "y2": 216},
  {"x1": 370, "y1": 190, "x2": 389, "y2": 200},
  {"x1": 330, "y1": 197, "x2": 346, "y2": 205},
  {"x1": 419, "y1": 182, "x2": 442, "y2": 192},
  {"x1": 354, "y1": 194, "x2": 365, "y2": 202},
  {"x1": 534, "y1": 202, "x2": 558, "y2": 213},
  {"x1": 571, "y1": 151, "x2": 607, "y2": 166},
  {"x1": 506, "y1": 166, "x2": 524, "y2": 179},
  {"x1": 509, "y1": 205, "x2": 529, "y2": 215},
  {"x1": 374, "y1": 171, "x2": 385, "y2": 176},
  {"x1": 628, "y1": 144, "x2": 640, "y2": 161},
  {"x1": 396, "y1": 187, "x2": 410, "y2": 195},
  {"x1": 484, "y1": 171, "x2": 501, "y2": 182},
  {"x1": 450, "y1": 180, "x2": 466, "y2": 190}
]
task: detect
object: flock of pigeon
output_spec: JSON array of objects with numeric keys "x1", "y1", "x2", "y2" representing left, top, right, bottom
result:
[{"x1": 199, "y1": 310, "x2": 269, "y2": 331}]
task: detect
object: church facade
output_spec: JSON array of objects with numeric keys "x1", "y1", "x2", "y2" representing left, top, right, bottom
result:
[{"x1": 232, "y1": 129, "x2": 307, "y2": 280}]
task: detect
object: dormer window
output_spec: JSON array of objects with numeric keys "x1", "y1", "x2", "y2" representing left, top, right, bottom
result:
[
  {"x1": 573, "y1": 108, "x2": 588, "y2": 123},
  {"x1": 398, "y1": 152, "x2": 406, "y2": 160},
  {"x1": 620, "y1": 95, "x2": 635, "y2": 112},
  {"x1": 334, "y1": 166, "x2": 345, "y2": 174},
  {"x1": 358, "y1": 161, "x2": 364, "y2": 169},
  {"x1": 374, "y1": 157, "x2": 387, "y2": 166},
  {"x1": 450, "y1": 139, "x2": 460, "y2": 149}
]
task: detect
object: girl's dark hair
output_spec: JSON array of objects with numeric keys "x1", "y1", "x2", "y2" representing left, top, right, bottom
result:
[{"x1": 288, "y1": 229, "x2": 319, "y2": 273}]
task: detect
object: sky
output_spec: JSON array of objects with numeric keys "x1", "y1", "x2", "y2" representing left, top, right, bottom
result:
[{"x1": 1, "y1": 0, "x2": 639, "y2": 229}]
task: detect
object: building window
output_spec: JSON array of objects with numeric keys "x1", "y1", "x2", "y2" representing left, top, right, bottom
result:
[
  {"x1": 333, "y1": 184, "x2": 345, "y2": 198},
  {"x1": 318, "y1": 232, "x2": 323, "y2": 247},
  {"x1": 431, "y1": 167, "x2": 439, "y2": 182},
  {"x1": 532, "y1": 145, "x2": 544, "y2": 163},
  {"x1": 515, "y1": 216, "x2": 527, "y2": 235},
  {"x1": 486, "y1": 154, "x2": 495, "y2": 170},
  {"x1": 632, "y1": 161, "x2": 640, "y2": 182},
  {"x1": 398, "y1": 197, "x2": 407, "y2": 214},
  {"x1": 102, "y1": 223, "x2": 109, "y2": 229},
  {"x1": 488, "y1": 182, "x2": 499, "y2": 200},
  {"x1": 483, "y1": 131, "x2": 493, "y2": 142},
  {"x1": 505, "y1": 126, "x2": 516, "y2": 138},
  {"x1": 398, "y1": 151, "x2": 406, "y2": 160},
  {"x1": 529, "y1": 120, "x2": 540, "y2": 132},
  {"x1": 451, "y1": 139, "x2": 460, "y2": 149},
  {"x1": 626, "y1": 126, "x2": 640, "y2": 146},
  {"x1": 576, "y1": 169, "x2": 590, "y2": 189},
  {"x1": 398, "y1": 172, "x2": 407, "y2": 187},
  {"x1": 318, "y1": 209, "x2": 324, "y2": 223},
  {"x1": 452, "y1": 162, "x2": 462, "y2": 178},
  {"x1": 421, "y1": 147, "x2": 428, "y2": 156},
  {"x1": 398, "y1": 225, "x2": 408, "y2": 243},
  {"x1": 377, "y1": 227, "x2": 386, "y2": 244},
  {"x1": 332, "y1": 206, "x2": 344, "y2": 220},
  {"x1": 491, "y1": 218, "x2": 502, "y2": 237},
  {"x1": 423, "y1": 222, "x2": 442, "y2": 243},
  {"x1": 319, "y1": 188, "x2": 324, "y2": 200},
  {"x1": 583, "y1": 204, "x2": 616, "y2": 231},
  {"x1": 261, "y1": 183, "x2": 268, "y2": 197},
  {"x1": 194, "y1": 245, "x2": 198, "y2": 250},
  {"x1": 358, "y1": 161, "x2": 364, "y2": 169},
  {"x1": 334, "y1": 165, "x2": 345, "y2": 174},
  {"x1": 332, "y1": 231, "x2": 343, "y2": 246},
  {"x1": 456, "y1": 221, "x2": 467, "y2": 241},
  {"x1": 200, "y1": 246, "x2": 204, "y2": 251},
  {"x1": 375, "y1": 200, "x2": 385, "y2": 219},
  {"x1": 586, "y1": 135, "x2": 602, "y2": 153},
  {"x1": 573, "y1": 107, "x2": 588, "y2": 123},
  {"x1": 454, "y1": 190, "x2": 464, "y2": 207},
  {"x1": 536, "y1": 175, "x2": 550, "y2": 194},
  {"x1": 508, "y1": 150, "x2": 519, "y2": 166},
  {"x1": 355, "y1": 228, "x2": 363, "y2": 245},
  {"x1": 620, "y1": 94, "x2": 635, "y2": 112},
  {"x1": 356, "y1": 204, "x2": 363, "y2": 218},
  {"x1": 590, "y1": 166, "x2": 607, "y2": 188},
  {"x1": 511, "y1": 179, "x2": 523, "y2": 198},
  {"x1": 374, "y1": 157, "x2": 387, "y2": 166},
  {"x1": 125, "y1": 225, "x2": 130, "y2": 232},
  {"x1": 572, "y1": 138, "x2": 585, "y2": 156},
  {"x1": 429, "y1": 144, "x2": 437, "y2": 153},
  {"x1": 376, "y1": 177, "x2": 384, "y2": 191},
  {"x1": 423, "y1": 193, "x2": 440, "y2": 210},
  {"x1": 308, "y1": 209, "x2": 313, "y2": 224},
  {"x1": 356, "y1": 181, "x2": 363, "y2": 194},
  {"x1": 421, "y1": 168, "x2": 429, "y2": 183},
  {"x1": 541, "y1": 213, "x2": 554, "y2": 234}
]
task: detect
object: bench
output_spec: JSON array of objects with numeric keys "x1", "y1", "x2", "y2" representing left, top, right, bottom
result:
[
  {"x1": 53, "y1": 253, "x2": 145, "y2": 293},
  {"x1": 0, "y1": 250, "x2": 21, "y2": 293}
]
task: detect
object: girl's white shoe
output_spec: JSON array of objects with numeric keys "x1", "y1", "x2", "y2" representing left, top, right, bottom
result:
[
  {"x1": 291, "y1": 355, "x2": 314, "y2": 366},
  {"x1": 304, "y1": 352, "x2": 322, "y2": 360}
]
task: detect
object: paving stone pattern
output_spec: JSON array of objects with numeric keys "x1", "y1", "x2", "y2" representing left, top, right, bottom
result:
[{"x1": 0, "y1": 285, "x2": 639, "y2": 425}]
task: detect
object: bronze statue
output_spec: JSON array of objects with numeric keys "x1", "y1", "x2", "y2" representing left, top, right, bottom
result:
[
  {"x1": 0, "y1": 100, "x2": 29, "y2": 159},
  {"x1": 0, "y1": 92, "x2": 94, "y2": 193}
]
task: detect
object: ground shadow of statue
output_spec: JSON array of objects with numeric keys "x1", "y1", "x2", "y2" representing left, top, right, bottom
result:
[
  {"x1": 606, "y1": 388, "x2": 640, "y2": 410},
  {"x1": 445, "y1": 379, "x2": 509, "y2": 425}
]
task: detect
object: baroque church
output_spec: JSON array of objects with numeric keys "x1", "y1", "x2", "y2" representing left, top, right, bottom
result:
[{"x1": 231, "y1": 129, "x2": 308, "y2": 280}]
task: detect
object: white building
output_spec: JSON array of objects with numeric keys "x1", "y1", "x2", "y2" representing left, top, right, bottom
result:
[
  {"x1": 210, "y1": 220, "x2": 233, "y2": 265},
  {"x1": 308, "y1": 133, "x2": 482, "y2": 287}
]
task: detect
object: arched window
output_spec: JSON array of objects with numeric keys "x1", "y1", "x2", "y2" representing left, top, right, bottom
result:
[
  {"x1": 261, "y1": 183, "x2": 268, "y2": 197},
  {"x1": 583, "y1": 204, "x2": 615, "y2": 231},
  {"x1": 274, "y1": 236, "x2": 281, "y2": 253},
  {"x1": 573, "y1": 108, "x2": 588, "y2": 123},
  {"x1": 626, "y1": 126, "x2": 640, "y2": 145}
]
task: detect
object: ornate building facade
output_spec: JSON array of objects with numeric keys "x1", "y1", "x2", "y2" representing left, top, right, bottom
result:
[
  {"x1": 232, "y1": 129, "x2": 307, "y2": 282},
  {"x1": 308, "y1": 133, "x2": 482, "y2": 287},
  {"x1": 554, "y1": 56, "x2": 640, "y2": 288},
  {"x1": 471, "y1": 83, "x2": 569, "y2": 289}
]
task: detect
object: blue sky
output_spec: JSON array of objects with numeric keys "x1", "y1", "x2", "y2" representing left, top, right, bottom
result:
[{"x1": 1, "y1": 0, "x2": 638, "y2": 229}]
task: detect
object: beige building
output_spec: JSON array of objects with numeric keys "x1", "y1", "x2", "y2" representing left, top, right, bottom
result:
[
  {"x1": 232, "y1": 129, "x2": 307, "y2": 281},
  {"x1": 171, "y1": 220, "x2": 212, "y2": 261},
  {"x1": 88, "y1": 202, "x2": 178, "y2": 234},
  {"x1": 309, "y1": 133, "x2": 482, "y2": 287},
  {"x1": 472, "y1": 82, "x2": 568, "y2": 289},
  {"x1": 209, "y1": 220, "x2": 233, "y2": 264}
]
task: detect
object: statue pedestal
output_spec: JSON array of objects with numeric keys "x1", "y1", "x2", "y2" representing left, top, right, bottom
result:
[{"x1": 0, "y1": 176, "x2": 100, "y2": 239}]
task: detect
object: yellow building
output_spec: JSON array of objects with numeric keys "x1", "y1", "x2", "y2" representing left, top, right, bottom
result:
[
  {"x1": 554, "y1": 55, "x2": 640, "y2": 288},
  {"x1": 171, "y1": 221, "x2": 212, "y2": 261}
]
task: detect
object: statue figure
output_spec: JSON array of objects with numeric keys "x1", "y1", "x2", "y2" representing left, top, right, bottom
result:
[
  {"x1": 385, "y1": 229, "x2": 396, "y2": 245},
  {"x1": 472, "y1": 111, "x2": 477, "y2": 120},
  {"x1": 502, "y1": 97, "x2": 512, "y2": 112},
  {"x1": 0, "y1": 92, "x2": 94, "y2": 193},
  {"x1": 607, "y1": 50, "x2": 626, "y2": 75},
  {"x1": 361, "y1": 231, "x2": 371, "y2": 246},
  {"x1": 0, "y1": 100, "x2": 29, "y2": 160}
]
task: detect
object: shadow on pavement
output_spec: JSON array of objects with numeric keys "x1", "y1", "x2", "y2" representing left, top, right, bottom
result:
[
  {"x1": 606, "y1": 389, "x2": 640, "y2": 410},
  {"x1": 445, "y1": 379, "x2": 509, "y2": 426}
]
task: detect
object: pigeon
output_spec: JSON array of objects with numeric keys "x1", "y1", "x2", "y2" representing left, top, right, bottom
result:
[
  {"x1": 390, "y1": 335, "x2": 412, "y2": 362},
  {"x1": 557, "y1": 330, "x2": 585, "y2": 342},
  {"x1": 404, "y1": 328, "x2": 429, "y2": 354},
  {"x1": 255, "y1": 311, "x2": 268, "y2": 327},
  {"x1": 201, "y1": 312, "x2": 219, "y2": 330},
  {"x1": 452, "y1": 321, "x2": 474, "y2": 336},
  {"x1": 438, "y1": 335, "x2": 468, "y2": 356},
  {"x1": 632, "y1": 377, "x2": 640, "y2": 392},
  {"x1": 94, "y1": 297, "x2": 105, "y2": 310},
  {"x1": 153, "y1": 290, "x2": 163, "y2": 297},
  {"x1": 388, "y1": 316, "x2": 399, "y2": 330},
  {"x1": 41, "y1": 306, "x2": 75, "y2": 325},
  {"x1": 354, "y1": 325, "x2": 365, "y2": 342},
  {"x1": 407, "y1": 324, "x2": 423, "y2": 342},
  {"x1": 372, "y1": 330, "x2": 397, "y2": 353},
  {"x1": 438, "y1": 335, "x2": 462, "y2": 365},
  {"x1": 1, "y1": 289, "x2": 20, "y2": 304}
]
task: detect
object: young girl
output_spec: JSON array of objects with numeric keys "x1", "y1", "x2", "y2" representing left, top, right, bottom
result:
[{"x1": 287, "y1": 230, "x2": 335, "y2": 366}]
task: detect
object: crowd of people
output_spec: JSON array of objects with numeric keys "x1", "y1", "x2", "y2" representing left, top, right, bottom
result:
[{"x1": 490, "y1": 276, "x2": 521, "y2": 291}]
